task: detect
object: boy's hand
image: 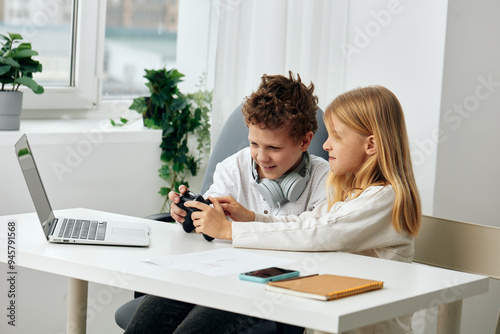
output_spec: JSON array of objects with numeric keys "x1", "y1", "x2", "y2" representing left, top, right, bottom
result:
[
  {"x1": 168, "y1": 185, "x2": 189, "y2": 223},
  {"x1": 187, "y1": 197, "x2": 233, "y2": 240},
  {"x1": 216, "y1": 196, "x2": 255, "y2": 222}
]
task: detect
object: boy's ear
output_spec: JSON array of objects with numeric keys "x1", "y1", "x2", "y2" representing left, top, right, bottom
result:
[
  {"x1": 300, "y1": 131, "x2": 314, "y2": 151},
  {"x1": 365, "y1": 135, "x2": 377, "y2": 156}
]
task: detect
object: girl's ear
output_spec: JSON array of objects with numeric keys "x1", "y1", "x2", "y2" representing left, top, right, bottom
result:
[{"x1": 365, "y1": 135, "x2": 377, "y2": 156}]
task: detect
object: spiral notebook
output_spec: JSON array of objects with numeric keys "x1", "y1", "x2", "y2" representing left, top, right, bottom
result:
[{"x1": 265, "y1": 274, "x2": 383, "y2": 301}]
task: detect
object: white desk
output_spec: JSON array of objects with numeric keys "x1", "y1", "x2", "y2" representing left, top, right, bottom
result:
[{"x1": 0, "y1": 209, "x2": 489, "y2": 333}]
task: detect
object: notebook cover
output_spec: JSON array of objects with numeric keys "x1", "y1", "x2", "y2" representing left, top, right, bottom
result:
[{"x1": 265, "y1": 274, "x2": 383, "y2": 301}]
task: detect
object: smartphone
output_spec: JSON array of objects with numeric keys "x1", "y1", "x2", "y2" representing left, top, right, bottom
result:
[{"x1": 239, "y1": 267, "x2": 300, "y2": 283}]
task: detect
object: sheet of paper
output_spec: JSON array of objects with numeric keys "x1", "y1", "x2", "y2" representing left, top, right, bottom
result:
[{"x1": 144, "y1": 248, "x2": 296, "y2": 277}]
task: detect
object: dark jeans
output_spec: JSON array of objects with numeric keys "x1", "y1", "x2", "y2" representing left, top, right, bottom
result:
[{"x1": 124, "y1": 295, "x2": 304, "y2": 334}]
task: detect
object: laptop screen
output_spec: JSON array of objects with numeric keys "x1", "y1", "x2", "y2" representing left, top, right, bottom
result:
[{"x1": 14, "y1": 134, "x2": 54, "y2": 238}]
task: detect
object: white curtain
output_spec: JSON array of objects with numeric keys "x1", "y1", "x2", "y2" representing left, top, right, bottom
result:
[{"x1": 211, "y1": 0, "x2": 348, "y2": 143}]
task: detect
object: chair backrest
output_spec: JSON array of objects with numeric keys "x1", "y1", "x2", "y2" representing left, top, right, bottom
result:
[
  {"x1": 200, "y1": 104, "x2": 328, "y2": 194},
  {"x1": 413, "y1": 215, "x2": 500, "y2": 279}
]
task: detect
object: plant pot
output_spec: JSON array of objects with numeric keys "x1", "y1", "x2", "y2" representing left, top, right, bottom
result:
[{"x1": 0, "y1": 91, "x2": 23, "y2": 130}]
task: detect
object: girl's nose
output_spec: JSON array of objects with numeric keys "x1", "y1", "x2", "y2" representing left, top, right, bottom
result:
[{"x1": 322, "y1": 139, "x2": 330, "y2": 151}]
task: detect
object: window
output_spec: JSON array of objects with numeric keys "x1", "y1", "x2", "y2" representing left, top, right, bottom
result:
[
  {"x1": 0, "y1": 0, "x2": 179, "y2": 111},
  {"x1": 0, "y1": 0, "x2": 74, "y2": 87},
  {"x1": 0, "y1": 0, "x2": 101, "y2": 110},
  {"x1": 102, "y1": 0, "x2": 178, "y2": 99}
]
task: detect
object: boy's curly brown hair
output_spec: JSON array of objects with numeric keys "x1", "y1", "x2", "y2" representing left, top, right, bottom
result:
[{"x1": 242, "y1": 71, "x2": 319, "y2": 142}]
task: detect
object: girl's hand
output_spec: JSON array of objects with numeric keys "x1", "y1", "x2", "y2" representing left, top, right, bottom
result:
[
  {"x1": 187, "y1": 197, "x2": 233, "y2": 240},
  {"x1": 168, "y1": 185, "x2": 189, "y2": 223},
  {"x1": 215, "y1": 196, "x2": 255, "y2": 222}
]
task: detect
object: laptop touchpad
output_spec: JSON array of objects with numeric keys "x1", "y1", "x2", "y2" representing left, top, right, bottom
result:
[{"x1": 112, "y1": 228, "x2": 146, "y2": 237}]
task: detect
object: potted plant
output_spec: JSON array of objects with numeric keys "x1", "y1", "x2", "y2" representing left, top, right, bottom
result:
[
  {"x1": 112, "y1": 68, "x2": 211, "y2": 212},
  {"x1": 0, "y1": 32, "x2": 44, "y2": 130}
]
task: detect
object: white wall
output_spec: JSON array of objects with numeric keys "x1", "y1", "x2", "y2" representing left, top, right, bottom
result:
[
  {"x1": 434, "y1": 0, "x2": 500, "y2": 228},
  {"x1": 434, "y1": 0, "x2": 500, "y2": 333},
  {"x1": 343, "y1": 0, "x2": 448, "y2": 216}
]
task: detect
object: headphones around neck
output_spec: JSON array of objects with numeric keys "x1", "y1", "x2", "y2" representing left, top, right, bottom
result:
[{"x1": 252, "y1": 152, "x2": 311, "y2": 206}]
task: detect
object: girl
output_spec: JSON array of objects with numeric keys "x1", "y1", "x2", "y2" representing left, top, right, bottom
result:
[{"x1": 188, "y1": 85, "x2": 422, "y2": 333}]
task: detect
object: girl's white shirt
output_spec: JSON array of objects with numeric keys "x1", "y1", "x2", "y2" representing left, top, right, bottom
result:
[{"x1": 233, "y1": 185, "x2": 414, "y2": 263}]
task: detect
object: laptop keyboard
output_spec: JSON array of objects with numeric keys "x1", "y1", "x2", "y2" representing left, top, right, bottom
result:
[{"x1": 58, "y1": 219, "x2": 107, "y2": 241}]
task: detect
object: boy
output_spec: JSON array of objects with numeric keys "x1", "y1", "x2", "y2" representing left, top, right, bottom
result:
[{"x1": 125, "y1": 71, "x2": 329, "y2": 334}]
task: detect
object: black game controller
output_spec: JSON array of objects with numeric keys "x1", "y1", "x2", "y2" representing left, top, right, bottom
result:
[{"x1": 176, "y1": 191, "x2": 214, "y2": 241}]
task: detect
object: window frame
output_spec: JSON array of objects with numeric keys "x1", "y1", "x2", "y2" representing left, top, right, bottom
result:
[{"x1": 22, "y1": 0, "x2": 105, "y2": 111}]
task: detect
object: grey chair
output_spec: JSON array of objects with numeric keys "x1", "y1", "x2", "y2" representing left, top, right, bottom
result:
[{"x1": 115, "y1": 104, "x2": 328, "y2": 333}]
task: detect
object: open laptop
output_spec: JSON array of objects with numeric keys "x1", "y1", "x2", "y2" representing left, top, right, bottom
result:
[{"x1": 14, "y1": 134, "x2": 150, "y2": 247}]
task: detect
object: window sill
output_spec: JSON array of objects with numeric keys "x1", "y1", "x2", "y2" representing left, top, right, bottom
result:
[{"x1": 0, "y1": 117, "x2": 161, "y2": 145}]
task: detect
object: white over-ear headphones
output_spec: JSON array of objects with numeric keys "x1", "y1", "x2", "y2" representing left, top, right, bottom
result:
[{"x1": 252, "y1": 152, "x2": 311, "y2": 206}]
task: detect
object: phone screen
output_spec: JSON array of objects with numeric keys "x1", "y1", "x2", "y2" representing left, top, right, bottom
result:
[
  {"x1": 243, "y1": 267, "x2": 297, "y2": 278},
  {"x1": 239, "y1": 267, "x2": 300, "y2": 283}
]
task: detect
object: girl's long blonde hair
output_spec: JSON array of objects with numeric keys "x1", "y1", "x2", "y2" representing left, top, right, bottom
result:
[{"x1": 325, "y1": 86, "x2": 421, "y2": 236}]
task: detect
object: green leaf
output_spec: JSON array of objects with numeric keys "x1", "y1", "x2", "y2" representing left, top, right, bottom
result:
[
  {"x1": 15, "y1": 76, "x2": 39, "y2": 93},
  {"x1": 14, "y1": 49, "x2": 38, "y2": 58},
  {"x1": 110, "y1": 117, "x2": 130, "y2": 127},
  {"x1": 162, "y1": 121, "x2": 174, "y2": 132},
  {"x1": 0, "y1": 65, "x2": 10, "y2": 75},
  {"x1": 129, "y1": 96, "x2": 147, "y2": 113},
  {"x1": 17, "y1": 148, "x2": 30, "y2": 157},
  {"x1": 0, "y1": 57, "x2": 19, "y2": 67},
  {"x1": 17, "y1": 43, "x2": 32, "y2": 51},
  {"x1": 187, "y1": 157, "x2": 199, "y2": 176},
  {"x1": 17, "y1": 58, "x2": 41, "y2": 72},
  {"x1": 8, "y1": 32, "x2": 23, "y2": 41},
  {"x1": 32, "y1": 84, "x2": 44, "y2": 94},
  {"x1": 172, "y1": 163, "x2": 184, "y2": 173},
  {"x1": 168, "y1": 68, "x2": 184, "y2": 83},
  {"x1": 2, "y1": 50, "x2": 15, "y2": 58},
  {"x1": 158, "y1": 187, "x2": 170, "y2": 196},
  {"x1": 158, "y1": 164, "x2": 171, "y2": 181},
  {"x1": 144, "y1": 117, "x2": 161, "y2": 129}
]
